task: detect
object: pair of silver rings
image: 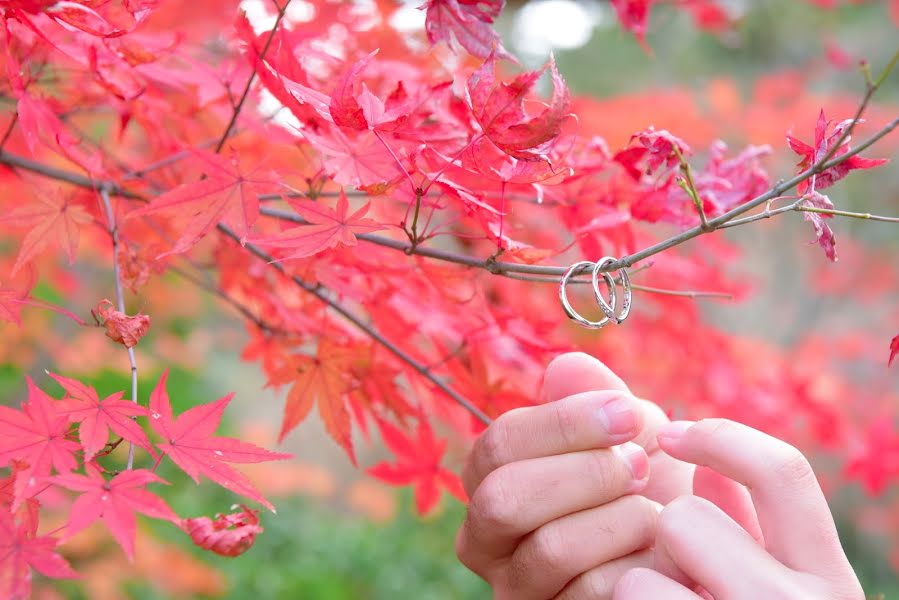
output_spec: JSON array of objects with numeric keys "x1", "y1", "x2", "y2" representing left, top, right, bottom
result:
[{"x1": 559, "y1": 256, "x2": 632, "y2": 329}]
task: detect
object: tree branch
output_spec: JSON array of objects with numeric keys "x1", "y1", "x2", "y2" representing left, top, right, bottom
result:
[
  {"x1": 99, "y1": 187, "x2": 139, "y2": 470},
  {"x1": 256, "y1": 206, "x2": 732, "y2": 298}
]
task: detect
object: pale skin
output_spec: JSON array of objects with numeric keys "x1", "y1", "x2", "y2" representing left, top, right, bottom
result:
[{"x1": 455, "y1": 352, "x2": 864, "y2": 599}]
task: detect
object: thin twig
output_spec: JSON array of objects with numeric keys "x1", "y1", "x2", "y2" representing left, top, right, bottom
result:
[
  {"x1": 216, "y1": 223, "x2": 492, "y2": 426},
  {"x1": 0, "y1": 113, "x2": 18, "y2": 151},
  {"x1": 99, "y1": 187, "x2": 139, "y2": 470},
  {"x1": 673, "y1": 146, "x2": 709, "y2": 230},
  {"x1": 167, "y1": 263, "x2": 288, "y2": 334},
  {"x1": 795, "y1": 205, "x2": 899, "y2": 223},
  {"x1": 213, "y1": 0, "x2": 292, "y2": 154}
]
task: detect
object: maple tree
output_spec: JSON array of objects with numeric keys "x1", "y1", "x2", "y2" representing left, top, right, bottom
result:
[{"x1": 0, "y1": 0, "x2": 897, "y2": 596}]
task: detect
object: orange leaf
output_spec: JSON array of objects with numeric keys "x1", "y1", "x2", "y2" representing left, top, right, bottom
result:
[
  {"x1": 272, "y1": 341, "x2": 357, "y2": 462},
  {"x1": 0, "y1": 193, "x2": 91, "y2": 275},
  {"x1": 95, "y1": 300, "x2": 150, "y2": 349}
]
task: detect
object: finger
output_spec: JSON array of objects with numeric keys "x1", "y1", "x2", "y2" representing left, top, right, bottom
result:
[
  {"x1": 507, "y1": 495, "x2": 659, "y2": 599},
  {"x1": 553, "y1": 548, "x2": 654, "y2": 600},
  {"x1": 457, "y1": 444, "x2": 649, "y2": 571},
  {"x1": 542, "y1": 352, "x2": 630, "y2": 402},
  {"x1": 540, "y1": 352, "x2": 687, "y2": 503},
  {"x1": 658, "y1": 419, "x2": 849, "y2": 574},
  {"x1": 462, "y1": 390, "x2": 643, "y2": 495},
  {"x1": 612, "y1": 568, "x2": 702, "y2": 600},
  {"x1": 655, "y1": 496, "x2": 797, "y2": 600},
  {"x1": 693, "y1": 465, "x2": 763, "y2": 544}
]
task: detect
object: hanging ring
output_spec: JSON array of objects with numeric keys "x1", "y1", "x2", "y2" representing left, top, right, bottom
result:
[
  {"x1": 559, "y1": 261, "x2": 617, "y2": 329},
  {"x1": 592, "y1": 256, "x2": 632, "y2": 325}
]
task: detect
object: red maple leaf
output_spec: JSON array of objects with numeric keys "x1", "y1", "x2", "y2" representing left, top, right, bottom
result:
[
  {"x1": 0, "y1": 271, "x2": 34, "y2": 326},
  {"x1": 0, "y1": 509, "x2": 78, "y2": 600},
  {"x1": 248, "y1": 190, "x2": 384, "y2": 260},
  {"x1": 269, "y1": 341, "x2": 356, "y2": 460},
  {"x1": 0, "y1": 192, "x2": 92, "y2": 276},
  {"x1": 890, "y1": 334, "x2": 899, "y2": 367},
  {"x1": 0, "y1": 378, "x2": 79, "y2": 509},
  {"x1": 93, "y1": 299, "x2": 150, "y2": 349},
  {"x1": 787, "y1": 109, "x2": 889, "y2": 194},
  {"x1": 610, "y1": 0, "x2": 653, "y2": 42},
  {"x1": 48, "y1": 372, "x2": 154, "y2": 461},
  {"x1": 802, "y1": 191, "x2": 838, "y2": 262},
  {"x1": 329, "y1": 51, "x2": 378, "y2": 131},
  {"x1": 127, "y1": 150, "x2": 281, "y2": 255},
  {"x1": 147, "y1": 370, "x2": 291, "y2": 510},
  {"x1": 183, "y1": 504, "x2": 263, "y2": 557},
  {"x1": 48, "y1": 468, "x2": 179, "y2": 561},
  {"x1": 422, "y1": 0, "x2": 511, "y2": 60},
  {"x1": 468, "y1": 52, "x2": 570, "y2": 161},
  {"x1": 366, "y1": 416, "x2": 466, "y2": 515}
]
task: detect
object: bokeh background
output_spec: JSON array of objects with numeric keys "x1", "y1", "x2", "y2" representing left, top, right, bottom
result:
[{"x1": 2, "y1": 0, "x2": 898, "y2": 598}]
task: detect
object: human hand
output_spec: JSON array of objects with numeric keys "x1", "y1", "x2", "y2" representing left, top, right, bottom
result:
[
  {"x1": 455, "y1": 352, "x2": 693, "y2": 599},
  {"x1": 614, "y1": 419, "x2": 863, "y2": 600}
]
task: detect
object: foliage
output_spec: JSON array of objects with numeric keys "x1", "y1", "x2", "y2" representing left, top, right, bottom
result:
[{"x1": 0, "y1": 0, "x2": 898, "y2": 596}]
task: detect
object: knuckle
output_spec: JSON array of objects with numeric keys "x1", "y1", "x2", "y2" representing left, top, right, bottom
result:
[
  {"x1": 552, "y1": 401, "x2": 580, "y2": 448},
  {"x1": 454, "y1": 521, "x2": 473, "y2": 566},
  {"x1": 526, "y1": 524, "x2": 568, "y2": 573},
  {"x1": 470, "y1": 468, "x2": 518, "y2": 533},
  {"x1": 476, "y1": 419, "x2": 512, "y2": 474},
  {"x1": 769, "y1": 446, "x2": 815, "y2": 485}
]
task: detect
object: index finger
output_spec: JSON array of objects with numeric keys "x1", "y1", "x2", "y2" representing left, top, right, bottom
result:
[
  {"x1": 461, "y1": 389, "x2": 642, "y2": 495},
  {"x1": 656, "y1": 419, "x2": 854, "y2": 577}
]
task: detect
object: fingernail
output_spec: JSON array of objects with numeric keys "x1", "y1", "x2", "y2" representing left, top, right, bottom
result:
[
  {"x1": 597, "y1": 395, "x2": 637, "y2": 437},
  {"x1": 616, "y1": 441, "x2": 649, "y2": 491},
  {"x1": 657, "y1": 420, "x2": 694, "y2": 442}
]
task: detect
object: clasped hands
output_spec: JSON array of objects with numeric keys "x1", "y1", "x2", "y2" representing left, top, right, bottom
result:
[{"x1": 455, "y1": 353, "x2": 863, "y2": 599}]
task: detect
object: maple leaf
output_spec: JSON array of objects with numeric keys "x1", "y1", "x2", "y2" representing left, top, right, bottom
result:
[
  {"x1": 802, "y1": 191, "x2": 837, "y2": 262},
  {"x1": 247, "y1": 190, "x2": 384, "y2": 260},
  {"x1": 0, "y1": 192, "x2": 92, "y2": 276},
  {"x1": 0, "y1": 509, "x2": 78, "y2": 600},
  {"x1": 93, "y1": 299, "x2": 150, "y2": 348},
  {"x1": 890, "y1": 334, "x2": 899, "y2": 367},
  {"x1": 300, "y1": 127, "x2": 405, "y2": 188},
  {"x1": 422, "y1": 0, "x2": 512, "y2": 60},
  {"x1": 617, "y1": 127, "x2": 691, "y2": 177},
  {"x1": 48, "y1": 468, "x2": 179, "y2": 561},
  {"x1": 147, "y1": 370, "x2": 291, "y2": 510},
  {"x1": 270, "y1": 341, "x2": 356, "y2": 461},
  {"x1": 48, "y1": 372, "x2": 154, "y2": 461},
  {"x1": 126, "y1": 150, "x2": 281, "y2": 255},
  {"x1": 610, "y1": 0, "x2": 653, "y2": 42},
  {"x1": 183, "y1": 504, "x2": 263, "y2": 557},
  {"x1": 0, "y1": 378, "x2": 79, "y2": 509},
  {"x1": 467, "y1": 52, "x2": 570, "y2": 160},
  {"x1": 0, "y1": 266, "x2": 36, "y2": 327},
  {"x1": 329, "y1": 51, "x2": 378, "y2": 131},
  {"x1": 366, "y1": 416, "x2": 466, "y2": 515},
  {"x1": 787, "y1": 109, "x2": 889, "y2": 194}
]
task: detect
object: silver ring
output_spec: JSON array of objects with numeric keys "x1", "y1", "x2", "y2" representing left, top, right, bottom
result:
[
  {"x1": 559, "y1": 261, "x2": 617, "y2": 329},
  {"x1": 592, "y1": 257, "x2": 632, "y2": 324}
]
